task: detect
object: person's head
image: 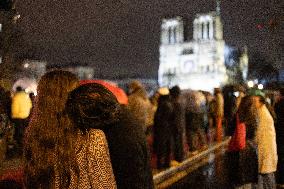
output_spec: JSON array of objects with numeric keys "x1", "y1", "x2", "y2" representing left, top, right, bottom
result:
[
  {"x1": 127, "y1": 80, "x2": 148, "y2": 99},
  {"x1": 214, "y1": 88, "x2": 221, "y2": 95},
  {"x1": 170, "y1": 85, "x2": 181, "y2": 98},
  {"x1": 128, "y1": 80, "x2": 143, "y2": 94},
  {"x1": 157, "y1": 87, "x2": 169, "y2": 96},
  {"x1": 248, "y1": 89, "x2": 266, "y2": 108},
  {"x1": 36, "y1": 70, "x2": 79, "y2": 114},
  {"x1": 66, "y1": 83, "x2": 121, "y2": 133},
  {"x1": 16, "y1": 86, "x2": 23, "y2": 92}
]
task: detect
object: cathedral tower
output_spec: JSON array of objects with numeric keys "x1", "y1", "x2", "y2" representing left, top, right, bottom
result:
[
  {"x1": 161, "y1": 16, "x2": 184, "y2": 45},
  {"x1": 193, "y1": 1, "x2": 223, "y2": 41}
]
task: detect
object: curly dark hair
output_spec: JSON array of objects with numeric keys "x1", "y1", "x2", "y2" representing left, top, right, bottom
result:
[
  {"x1": 66, "y1": 83, "x2": 121, "y2": 133},
  {"x1": 24, "y1": 70, "x2": 79, "y2": 189}
]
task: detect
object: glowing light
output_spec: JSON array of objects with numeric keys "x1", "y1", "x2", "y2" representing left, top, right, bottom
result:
[
  {"x1": 247, "y1": 81, "x2": 254, "y2": 88},
  {"x1": 14, "y1": 14, "x2": 20, "y2": 20},
  {"x1": 257, "y1": 24, "x2": 263, "y2": 29},
  {"x1": 258, "y1": 84, "x2": 264, "y2": 90},
  {"x1": 24, "y1": 63, "x2": 29, "y2": 68}
]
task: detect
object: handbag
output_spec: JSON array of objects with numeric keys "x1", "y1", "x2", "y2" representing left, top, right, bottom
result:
[{"x1": 228, "y1": 114, "x2": 246, "y2": 152}]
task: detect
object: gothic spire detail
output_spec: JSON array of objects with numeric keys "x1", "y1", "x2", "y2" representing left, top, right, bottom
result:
[{"x1": 216, "y1": 0, "x2": 221, "y2": 15}]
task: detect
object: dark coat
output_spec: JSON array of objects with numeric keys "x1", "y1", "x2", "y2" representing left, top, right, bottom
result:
[
  {"x1": 274, "y1": 98, "x2": 284, "y2": 183},
  {"x1": 170, "y1": 97, "x2": 185, "y2": 161},
  {"x1": 170, "y1": 97, "x2": 185, "y2": 134},
  {"x1": 275, "y1": 98, "x2": 284, "y2": 155},
  {"x1": 227, "y1": 140, "x2": 258, "y2": 186},
  {"x1": 238, "y1": 140, "x2": 258, "y2": 184},
  {"x1": 102, "y1": 106, "x2": 154, "y2": 189},
  {"x1": 153, "y1": 95, "x2": 173, "y2": 154}
]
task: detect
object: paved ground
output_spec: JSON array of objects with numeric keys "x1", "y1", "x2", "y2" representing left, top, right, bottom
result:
[{"x1": 168, "y1": 148, "x2": 232, "y2": 189}]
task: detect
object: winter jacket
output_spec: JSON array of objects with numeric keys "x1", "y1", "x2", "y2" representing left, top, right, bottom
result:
[
  {"x1": 153, "y1": 95, "x2": 173, "y2": 151},
  {"x1": 54, "y1": 129, "x2": 117, "y2": 189},
  {"x1": 128, "y1": 90, "x2": 154, "y2": 131},
  {"x1": 274, "y1": 98, "x2": 284, "y2": 156},
  {"x1": 170, "y1": 97, "x2": 185, "y2": 134},
  {"x1": 11, "y1": 91, "x2": 32, "y2": 119},
  {"x1": 256, "y1": 105, "x2": 278, "y2": 174},
  {"x1": 103, "y1": 106, "x2": 154, "y2": 189}
]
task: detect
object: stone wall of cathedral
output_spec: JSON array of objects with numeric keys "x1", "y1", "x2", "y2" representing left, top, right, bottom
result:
[{"x1": 159, "y1": 12, "x2": 228, "y2": 92}]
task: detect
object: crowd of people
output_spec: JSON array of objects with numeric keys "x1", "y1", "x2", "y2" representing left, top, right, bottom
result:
[{"x1": 0, "y1": 70, "x2": 283, "y2": 189}]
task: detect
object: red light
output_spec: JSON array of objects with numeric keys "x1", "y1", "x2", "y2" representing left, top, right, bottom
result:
[{"x1": 257, "y1": 24, "x2": 263, "y2": 29}]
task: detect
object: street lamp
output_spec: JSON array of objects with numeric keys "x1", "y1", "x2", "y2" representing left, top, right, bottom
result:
[
  {"x1": 247, "y1": 80, "x2": 254, "y2": 88},
  {"x1": 258, "y1": 84, "x2": 264, "y2": 90},
  {"x1": 23, "y1": 63, "x2": 29, "y2": 68}
]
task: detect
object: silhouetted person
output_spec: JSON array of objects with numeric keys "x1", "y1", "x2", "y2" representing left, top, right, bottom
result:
[
  {"x1": 153, "y1": 88, "x2": 173, "y2": 169},
  {"x1": 169, "y1": 86, "x2": 185, "y2": 162},
  {"x1": 11, "y1": 86, "x2": 32, "y2": 154},
  {"x1": 274, "y1": 88, "x2": 284, "y2": 187},
  {"x1": 214, "y1": 88, "x2": 224, "y2": 142}
]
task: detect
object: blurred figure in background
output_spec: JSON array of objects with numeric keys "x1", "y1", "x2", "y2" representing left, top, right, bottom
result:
[
  {"x1": 274, "y1": 88, "x2": 284, "y2": 188},
  {"x1": 11, "y1": 86, "x2": 32, "y2": 154},
  {"x1": 214, "y1": 88, "x2": 224, "y2": 142},
  {"x1": 128, "y1": 80, "x2": 154, "y2": 133},
  {"x1": 204, "y1": 92, "x2": 216, "y2": 143},
  {"x1": 153, "y1": 87, "x2": 173, "y2": 169},
  {"x1": 184, "y1": 90, "x2": 207, "y2": 153},
  {"x1": 169, "y1": 86, "x2": 185, "y2": 162},
  {"x1": 0, "y1": 87, "x2": 12, "y2": 162}
]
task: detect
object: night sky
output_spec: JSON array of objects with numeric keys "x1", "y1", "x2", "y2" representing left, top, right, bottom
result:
[{"x1": 16, "y1": 0, "x2": 283, "y2": 79}]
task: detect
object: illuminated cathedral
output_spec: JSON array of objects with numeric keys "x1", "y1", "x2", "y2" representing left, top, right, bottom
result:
[{"x1": 158, "y1": 2, "x2": 248, "y2": 92}]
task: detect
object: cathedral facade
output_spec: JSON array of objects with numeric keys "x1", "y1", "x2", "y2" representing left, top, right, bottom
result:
[{"x1": 159, "y1": 8, "x2": 236, "y2": 92}]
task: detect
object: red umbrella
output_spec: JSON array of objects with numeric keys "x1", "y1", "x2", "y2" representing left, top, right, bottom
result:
[{"x1": 80, "y1": 80, "x2": 128, "y2": 105}]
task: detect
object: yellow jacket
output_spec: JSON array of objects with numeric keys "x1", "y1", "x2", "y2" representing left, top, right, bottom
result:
[{"x1": 11, "y1": 91, "x2": 32, "y2": 119}]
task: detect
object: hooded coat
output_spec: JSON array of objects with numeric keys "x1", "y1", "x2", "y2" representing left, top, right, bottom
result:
[{"x1": 103, "y1": 106, "x2": 154, "y2": 189}]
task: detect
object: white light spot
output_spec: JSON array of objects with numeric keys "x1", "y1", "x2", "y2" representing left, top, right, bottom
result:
[
  {"x1": 258, "y1": 84, "x2": 264, "y2": 90},
  {"x1": 247, "y1": 81, "x2": 254, "y2": 88},
  {"x1": 24, "y1": 63, "x2": 29, "y2": 68}
]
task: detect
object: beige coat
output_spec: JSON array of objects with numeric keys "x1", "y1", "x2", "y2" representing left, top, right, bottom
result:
[
  {"x1": 55, "y1": 129, "x2": 117, "y2": 189},
  {"x1": 256, "y1": 105, "x2": 278, "y2": 174}
]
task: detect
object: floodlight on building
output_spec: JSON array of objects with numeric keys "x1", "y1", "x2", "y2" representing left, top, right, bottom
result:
[
  {"x1": 247, "y1": 80, "x2": 254, "y2": 88},
  {"x1": 258, "y1": 84, "x2": 264, "y2": 90}
]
